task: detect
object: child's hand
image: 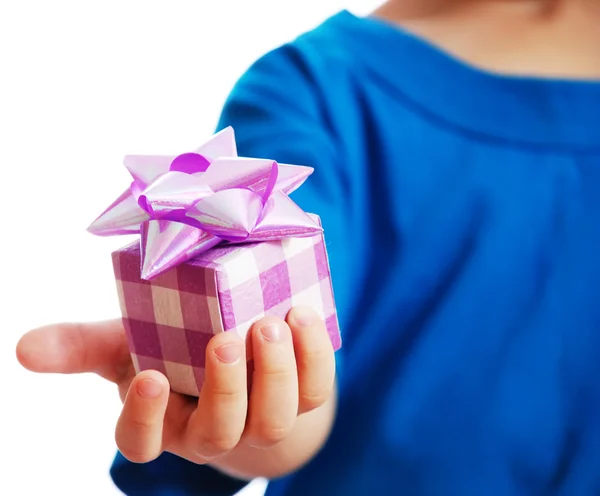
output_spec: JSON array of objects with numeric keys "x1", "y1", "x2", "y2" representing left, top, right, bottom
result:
[{"x1": 16, "y1": 306, "x2": 336, "y2": 469}]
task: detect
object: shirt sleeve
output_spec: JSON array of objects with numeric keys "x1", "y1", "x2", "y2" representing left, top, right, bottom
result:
[
  {"x1": 111, "y1": 43, "x2": 351, "y2": 496},
  {"x1": 217, "y1": 44, "x2": 354, "y2": 328},
  {"x1": 111, "y1": 452, "x2": 248, "y2": 495}
]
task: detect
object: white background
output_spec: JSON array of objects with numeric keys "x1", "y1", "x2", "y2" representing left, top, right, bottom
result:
[{"x1": 0, "y1": 1, "x2": 380, "y2": 495}]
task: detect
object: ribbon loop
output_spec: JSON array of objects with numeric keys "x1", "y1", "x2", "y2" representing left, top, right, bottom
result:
[{"x1": 169, "y1": 153, "x2": 211, "y2": 175}]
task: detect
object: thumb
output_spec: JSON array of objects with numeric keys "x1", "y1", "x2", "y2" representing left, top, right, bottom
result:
[{"x1": 16, "y1": 319, "x2": 132, "y2": 383}]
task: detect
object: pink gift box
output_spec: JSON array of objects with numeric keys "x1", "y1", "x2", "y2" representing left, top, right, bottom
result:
[
  {"x1": 87, "y1": 127, "x2": 341, "y2": 395},
  {"x1": 112, "y1": 217, "x2": 340, "y2": 397}
]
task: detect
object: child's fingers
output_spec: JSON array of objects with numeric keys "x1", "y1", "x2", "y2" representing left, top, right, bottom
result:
[
  {"x1": 16, "y1": 320, "x2": 132, "y2": 383},
  {"x1": 115, "y1": 370, "x2": 169, "y2": 463},
  {"x1": 287, "y1": 307, "x2": 336, "y2": 414},
  {"x1": 245, "y1": 317, "x2": 299, "y2": 448},
  {"x1": 185, "y1": 332, "x2": 247, "y2": 461}
]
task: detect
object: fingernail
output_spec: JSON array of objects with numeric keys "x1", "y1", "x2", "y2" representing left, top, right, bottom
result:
[
  {"x1": 137, "y1": 378, "x2": 162, "y2": 399},
  {"x1": 293, "y1": 306, "x2": 317, "y2": 327},
  {"x1": 260, "y1": 323, "x2": 286, "y2": 342},
  {"x1": 214, "y1": 343, "x2": 243, "y2": 363}
]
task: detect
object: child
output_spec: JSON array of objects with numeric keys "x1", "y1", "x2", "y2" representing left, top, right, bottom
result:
[{"x1": 16, "y1": 1, "x2": 600, "y2": 494}]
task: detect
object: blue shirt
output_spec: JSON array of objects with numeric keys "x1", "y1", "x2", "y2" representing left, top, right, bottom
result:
[{"x1": 111, "y1": 10, "x2": 600, "y2": 495}]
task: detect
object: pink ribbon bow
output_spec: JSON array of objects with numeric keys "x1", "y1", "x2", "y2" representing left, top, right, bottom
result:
[{"x1": 88, "y1": 127, "x2": 321, "y2": 279}]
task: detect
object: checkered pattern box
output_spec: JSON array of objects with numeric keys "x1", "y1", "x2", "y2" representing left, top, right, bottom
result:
[{"x1": 112, "y1": 221, "x2": 340, "y2": 397}]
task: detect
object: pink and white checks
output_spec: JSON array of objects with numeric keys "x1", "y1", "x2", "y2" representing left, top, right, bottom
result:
[{"x1": 112, "y1": 218, "x2": 340, "y2": 397}]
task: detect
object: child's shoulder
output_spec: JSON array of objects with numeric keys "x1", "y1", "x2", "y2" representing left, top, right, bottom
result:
[
  {"x1": 231, "y1": 11, "x2": 361, "y2": 85},
  {"x1": 231, "y1": 10, "x2": 411, "y2": 94}
]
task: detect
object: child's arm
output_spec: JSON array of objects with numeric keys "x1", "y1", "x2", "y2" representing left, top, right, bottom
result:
[{"x1": 203, "y1": 45, "x2": 353, "y2": 479}]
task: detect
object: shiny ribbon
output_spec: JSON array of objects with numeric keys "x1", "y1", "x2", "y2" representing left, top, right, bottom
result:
[{"x1": 88, "y1": 127, "x2": 321, "y2": 279}]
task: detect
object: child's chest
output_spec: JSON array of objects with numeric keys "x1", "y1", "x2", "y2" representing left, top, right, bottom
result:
[{"x1": 340, "y1": 115, "x2": 600, "y2": 492}]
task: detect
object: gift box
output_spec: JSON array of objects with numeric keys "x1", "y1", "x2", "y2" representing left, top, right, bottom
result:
[{"x1": 89, "y1": 127, "x2": 340, "y2": 396}]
